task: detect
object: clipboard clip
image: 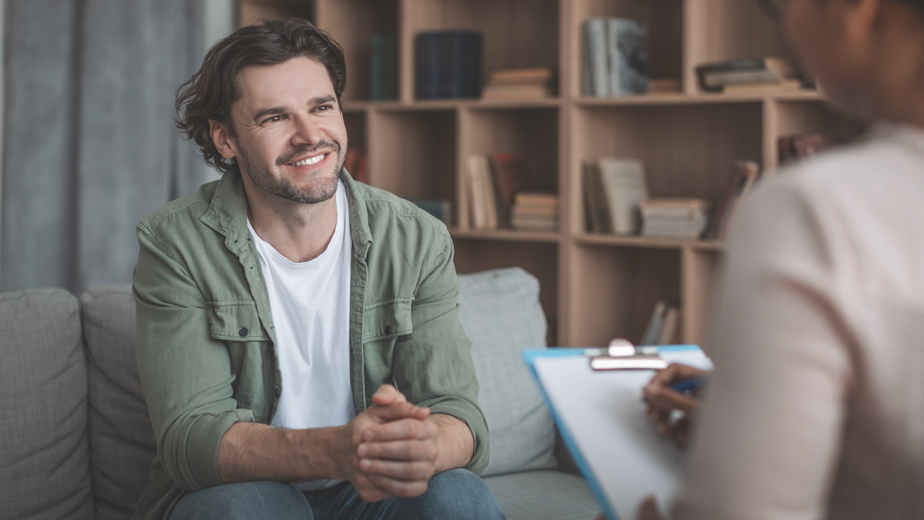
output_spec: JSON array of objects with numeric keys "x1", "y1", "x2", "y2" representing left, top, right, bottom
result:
[{"x1": 586, "y1": 338, "x2": 668, "y2": 371}]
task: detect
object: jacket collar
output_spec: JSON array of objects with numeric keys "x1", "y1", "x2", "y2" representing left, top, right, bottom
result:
[{"x1": 199, "y1": 168, "x2": 373, "y2": 257}]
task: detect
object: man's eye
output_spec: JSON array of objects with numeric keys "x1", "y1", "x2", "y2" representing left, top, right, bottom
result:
[
  {"x1": 263, "y1": 115, "x2": 284, "y2": 124},
  {"x1": 316, "y1": 105, "x2": 331, "y2": 112}
]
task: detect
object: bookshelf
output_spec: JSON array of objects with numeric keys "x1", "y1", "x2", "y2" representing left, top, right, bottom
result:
[{"x1": 237, "y1": 0, "x2": 862, "y2": 350}]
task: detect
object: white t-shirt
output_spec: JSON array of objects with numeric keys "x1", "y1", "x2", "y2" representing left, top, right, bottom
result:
[{"x1": 247, "y1": 180, "x2": 354, "y2": 490}]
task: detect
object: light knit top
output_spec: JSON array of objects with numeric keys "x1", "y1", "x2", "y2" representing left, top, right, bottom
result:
[{"x1": 673, "y1": 124, "x2": 924, "y2": 519}]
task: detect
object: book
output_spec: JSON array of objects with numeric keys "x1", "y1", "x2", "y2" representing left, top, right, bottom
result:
[
  {"x1": 582, "y1": 18, "x2": 610, "y2": 97},
  {"x1": 415, "y1": 31, "x2": 483, "y2": 100},
  {"x1": 702, "y1": 161, "x2": 761, "y2": 240},
  {"x1": 488, "y1": 67, "x2": 556, "y2": 85},
  {"x1": 778, "y1": 133, "x2": 835, "y2": 165},
  {"x1": 582, "y1": 162, "x2": 610, "y2": 233},
  {"x1": 510, "y1": 212, "x2": 558, "y2": 232},
  {"x1": 656, "y1": 305, "x2": 679, "y2": 345},
  {"x1": 639, "y1": 301, "x2": 668, "y2": 346},
  {"x1": 370, "y1": 33, "x2": 399, "y2": 101},
  {"x1": 695, "y1": 57, "x2": 797, "y2": 92},
  {"x1": 597, "y1": 158, "x2": 649, "y2": 234},
  {"x1": 482, "y1": 83, "x2": 554, "y2": 100},
  {"x1": 466, "y1": 154, "x2": 498, "y2": 230},
  {"x1": 410, "y1": 199, "x2": 452, "y2": 227},
  {"x1": 607, "y1": 18, "x2": 648, "y2": 96},
  {"x1": 511, "y1": 193, "x2": 558, "y2": 231},
  {"x1": 491, "y1": 153, "x2": 531, "y2": 228}
]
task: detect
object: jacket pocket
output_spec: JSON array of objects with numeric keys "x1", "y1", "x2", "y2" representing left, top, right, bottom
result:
[
  {"x1": 206, "y1": 301, "x2": 270, "y2": 341},
  {"x1": 363, "y1": 298, "x2": 413, "y2": 342}
]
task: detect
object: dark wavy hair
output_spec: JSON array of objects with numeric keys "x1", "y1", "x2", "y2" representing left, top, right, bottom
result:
[{"x1": 175, "y1": 18, "x2": 347, "y2": 173}]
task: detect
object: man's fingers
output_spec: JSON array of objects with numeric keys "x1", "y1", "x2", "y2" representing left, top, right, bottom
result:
[
  {"x1": 371, "y1": 384, "x2": 405, "y2": 406},
  {"x1": 366, "y1": 472, "x2": 430, "y2": 498},
  {"x1": 359, "y1": 457, "x2": 435, "y2": 480},
  {"x1": 362, "y1": 417, "x2": 438, "y2": 445},
  {"x1": 366, "y1": 400, "x2": 430, "y2": 424},
  {"x1": 358, "y1": 436, "x2": 439, "y2": 462}
]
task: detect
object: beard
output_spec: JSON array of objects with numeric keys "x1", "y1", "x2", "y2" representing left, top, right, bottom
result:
[{"x1": 235, "y1": 138, "x2": 345, "y2": 205}]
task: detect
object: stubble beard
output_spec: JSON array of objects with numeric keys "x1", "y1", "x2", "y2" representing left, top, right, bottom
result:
[{"x1": 236, "y1": 138, "x2": 345, "y2": 205}]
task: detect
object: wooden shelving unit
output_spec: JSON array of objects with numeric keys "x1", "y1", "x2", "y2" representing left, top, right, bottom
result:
[{"x1": 238, "y1": 0, "x2": 861, "y2": 349}]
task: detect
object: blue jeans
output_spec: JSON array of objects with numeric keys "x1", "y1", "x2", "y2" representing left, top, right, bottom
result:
[{"x1": 169, "y1": 469, "x2": 507, "y2": 520}]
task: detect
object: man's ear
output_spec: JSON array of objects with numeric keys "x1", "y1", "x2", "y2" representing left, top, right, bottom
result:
[{"x1": 210, "y1": 120, "x2": 238, "y2": 160}]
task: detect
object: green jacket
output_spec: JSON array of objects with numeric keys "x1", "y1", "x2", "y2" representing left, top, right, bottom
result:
[{"x1": 131, "y1": 170, "x2": 488, "y2": 520}]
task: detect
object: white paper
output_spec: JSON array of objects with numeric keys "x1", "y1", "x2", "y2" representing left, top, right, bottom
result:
[{"x1": 533, "y1": 348, "x2": 712, "y2": 520}]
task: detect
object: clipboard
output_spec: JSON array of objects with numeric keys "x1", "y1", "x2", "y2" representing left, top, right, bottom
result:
[{"x1": 522, "y1": 346, "x2": 713, "y2": 520}]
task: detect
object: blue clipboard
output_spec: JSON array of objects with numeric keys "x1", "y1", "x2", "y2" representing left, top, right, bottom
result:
[{"x1": 522, "y1": 346, "x2": 707, "y2": 520}]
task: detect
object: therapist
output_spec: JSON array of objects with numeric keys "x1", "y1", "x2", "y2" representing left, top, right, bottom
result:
[{"x1": 640, "y1": 0, "x2": 924, "y2": 518}]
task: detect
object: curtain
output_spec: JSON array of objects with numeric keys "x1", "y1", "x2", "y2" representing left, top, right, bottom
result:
[{"x1": 1, "y1": 0, "x2": 207, "y2": 294}]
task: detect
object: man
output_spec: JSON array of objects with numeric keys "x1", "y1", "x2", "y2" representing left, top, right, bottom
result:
[{"x1": 132, "y1": 18, "x2": 504, "y2": 520}]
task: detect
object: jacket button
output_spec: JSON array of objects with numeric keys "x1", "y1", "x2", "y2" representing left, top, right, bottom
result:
[
  {"x1": 385, "y1": 325, "x2": 392, "y2": 334},
  {"x1": 275, "y1": 387, "x2": 280, "y2": 398},
  {"x1": 239, "y1": 327, "x2": 249, "y2": 337}
]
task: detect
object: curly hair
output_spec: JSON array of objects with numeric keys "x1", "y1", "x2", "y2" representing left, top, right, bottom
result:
[{"x1": 175, "y1": 18, "x2": 347, "y2": 173}]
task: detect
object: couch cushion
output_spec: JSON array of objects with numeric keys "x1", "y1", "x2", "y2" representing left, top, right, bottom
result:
[
  {"x1": 457, "y1": 267, "x2": 558, "y2": 477},
  {"x1": 483, "y1": 470, "x2": 601, "y2": 520},
  {"x1": 82, "y1": 285, "x2": 156, "y2": 520},
  {"x1": 0, "y1": 289, "x2": 93, "y2": 520}
]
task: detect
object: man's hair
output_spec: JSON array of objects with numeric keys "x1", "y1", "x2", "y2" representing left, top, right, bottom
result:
[{"x1": 175, "y1": 18, "x2": 347, "y2": 173}]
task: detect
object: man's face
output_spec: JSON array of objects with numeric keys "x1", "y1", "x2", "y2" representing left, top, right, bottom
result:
[{"x1": 223, "y1": 57, "x2": 348, "y2": 205}]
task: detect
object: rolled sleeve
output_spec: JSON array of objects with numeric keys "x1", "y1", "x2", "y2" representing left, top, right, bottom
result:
[
  {"x1": 391, "y1": 231, "x2": 490, "y2": 475},
  {"x1": 133, "y1": 226, "x2": 254, "y2": 491}
]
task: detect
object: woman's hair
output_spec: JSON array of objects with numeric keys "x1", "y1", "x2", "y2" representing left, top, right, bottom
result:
[{"x1": 175, "y1": 18, "x2": 347, "y2": 173}]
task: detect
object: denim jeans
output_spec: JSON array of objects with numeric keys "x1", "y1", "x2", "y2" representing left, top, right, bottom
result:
[{"x1": 169, "y1": 468, "x2": 507, "y2": 520}]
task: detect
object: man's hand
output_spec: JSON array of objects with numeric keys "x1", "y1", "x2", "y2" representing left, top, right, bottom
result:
[
  {"x1": 642, "y1": 363, "x2": 709, "y2": 448},
  {"x1": 337, "y1": 384, "x2": 433, "y2": 501}
]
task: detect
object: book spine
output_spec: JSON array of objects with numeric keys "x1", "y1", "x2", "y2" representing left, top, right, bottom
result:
[
  {"x1": 586, "y1": 19, "x2": 609, "y2": 97},
  {"x1": 614, "y1": 19, "x2": 648, "y2": 95},
  {"x1": 415, "y1": 33, "x2": 441, "y2": 99}
]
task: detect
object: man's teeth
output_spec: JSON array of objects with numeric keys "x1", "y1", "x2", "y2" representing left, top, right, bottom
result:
[{"x1": 291, "y1": 154, "x2": 325, "y2": 167}]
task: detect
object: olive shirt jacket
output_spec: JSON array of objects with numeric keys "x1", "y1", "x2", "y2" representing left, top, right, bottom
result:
[{"x1": 130, "y1": 169, "x2": 488, "y2": 520}]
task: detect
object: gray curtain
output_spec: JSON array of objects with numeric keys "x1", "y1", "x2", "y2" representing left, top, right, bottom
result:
[{"x1": 1, "y1": 0, "x2": 206, "y2": 294}]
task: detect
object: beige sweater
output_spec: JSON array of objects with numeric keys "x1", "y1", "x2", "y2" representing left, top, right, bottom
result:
[{"x1": 673, "y1": 124, "x2": 924, "y2": 520}]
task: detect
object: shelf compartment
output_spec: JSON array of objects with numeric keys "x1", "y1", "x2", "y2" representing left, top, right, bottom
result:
[
  {"x1": 400, "y1": 0, "x2": 560, "y2": 103},
  {"x1": 453, "y1": 240, "x2": 560, "y2": 343},
  {"x1": 569, "y1": 102, "x2": 763, "y2": 235},
  {"x1": 566, "y1": 245, "x2": 681, "y2": 347},
  {"x1": 343, "y1": 111, "x2": 367, "y2": 165},
  {"x1": 568, "y1": 0, "x2": 683, "y2": 98},
  {"x1": 367, "y1": 109, "x2": 456, "y2": 203},
  {"x1": 314, "y1": 0, "x2": 399, "y2": 102}
]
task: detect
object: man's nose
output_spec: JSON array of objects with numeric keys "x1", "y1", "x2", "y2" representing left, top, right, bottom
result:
[{"x1": 290, "y1": 112, "x2": 322, "y2": 146}]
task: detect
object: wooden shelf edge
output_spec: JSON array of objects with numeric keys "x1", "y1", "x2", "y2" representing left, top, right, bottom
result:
[
  {"x1": 573, "y1": 90, "x2": 825, "y2": 107},
  {"x1": 574, "y1": 234, "x2": 724, "y2": 251},
  {"x1": 341, "y1": 98, "x2": 563, "y2": 112},
  {"x1": 449, "y1": 228, "x2": 561, "y2": 243}
]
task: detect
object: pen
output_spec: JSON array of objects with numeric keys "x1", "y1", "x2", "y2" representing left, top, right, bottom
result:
[{"x1": 669, "y1": 377, "x2": 708, "y2": 395}]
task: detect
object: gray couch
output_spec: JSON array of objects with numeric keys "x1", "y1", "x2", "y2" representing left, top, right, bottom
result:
[{"x1": 0, "y1": 267, "x2": 599, "y2": 519}]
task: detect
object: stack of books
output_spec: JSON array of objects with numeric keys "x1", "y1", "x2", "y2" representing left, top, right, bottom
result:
[
  {"x1": 510, "y1": 193, "x2": 558, "y2": 232},
  {"x1": 639, "y1": 199, "x2": 711, "y2": 239},
  {"x1": 695, "y1": 57, "x2": 800, "y2": 94},
  {"x1": 581, "y1": 18, "x2": 648, "y2": 97},
  {"x1": 482, "y1": 67, "x2": 556, "y2": 101},
  {"x1": 703, "y1": 161, "x2": 761, "y2": 240},
  {"x1": 415, "y1": 31, "x2": 483, "y2": 100},
  {"x1": 465, "y1": 153, "x2": 537, "y2": 230},
  {"x1": 582, "y1": 158, "x2": 649, "y2": 234}
]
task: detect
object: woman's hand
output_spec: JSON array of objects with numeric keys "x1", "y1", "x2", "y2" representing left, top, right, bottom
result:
[{"x1": 642, "y1": 363, "x2": 710, "y2": 448}]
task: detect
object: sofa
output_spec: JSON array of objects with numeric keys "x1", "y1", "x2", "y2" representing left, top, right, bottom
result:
[{"x1": 0, "y1": 267, "x2": 600, "y2": 520}]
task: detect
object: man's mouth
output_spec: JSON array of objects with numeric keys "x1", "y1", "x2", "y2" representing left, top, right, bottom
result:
[{"x1": 289, "y1": 153, "x2": 327, "y2": 167}]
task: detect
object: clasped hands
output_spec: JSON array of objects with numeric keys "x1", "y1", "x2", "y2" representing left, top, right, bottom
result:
[{"x1": 338, "y1": 384, "x2": 441, "y2": 502}]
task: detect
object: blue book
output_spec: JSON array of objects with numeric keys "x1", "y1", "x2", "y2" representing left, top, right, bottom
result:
[
  {"x1": 438, "y1": 31, "x2": 482, "y2": 99},
  {"x1": 415, "y1": 32, "x2": 442, "y2": 99}
]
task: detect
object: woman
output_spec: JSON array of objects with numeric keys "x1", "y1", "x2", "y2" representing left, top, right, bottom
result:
[{"x1": 642, "y1": 0, "x2": 924, "y2": 518}]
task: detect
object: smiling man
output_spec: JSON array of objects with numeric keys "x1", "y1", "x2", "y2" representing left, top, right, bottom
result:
[{"x1": 131, "y1": 18, "x2": 504, "y2": 520}]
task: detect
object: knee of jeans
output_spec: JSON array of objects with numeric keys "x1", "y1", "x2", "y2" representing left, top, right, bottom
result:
[
  {"x1": 417, "y1": 469, "x2": 507, "y2": 519},
  {"x1": 170, "y1": 481, "x2": 312, "y2": 520}
]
